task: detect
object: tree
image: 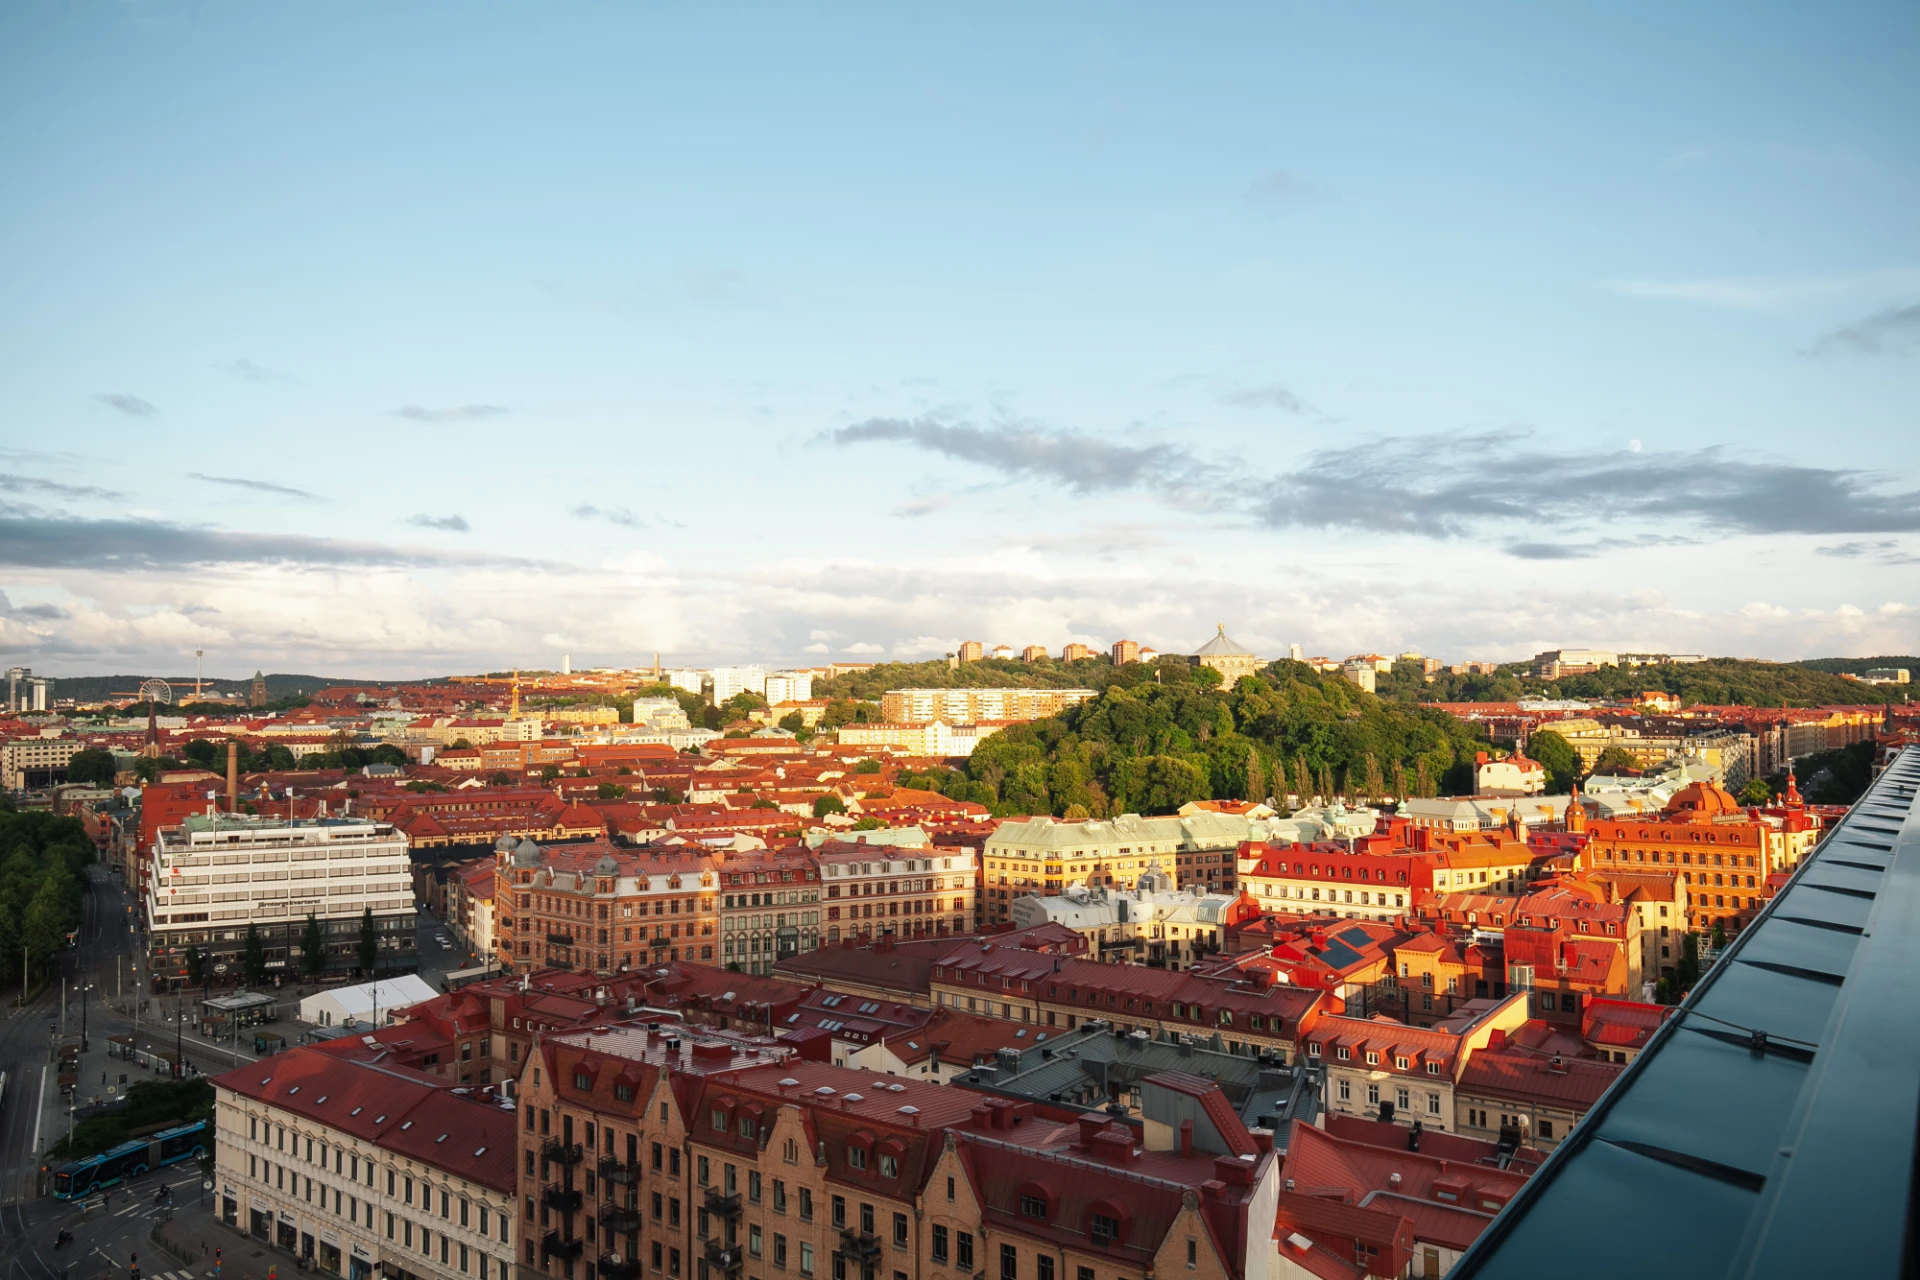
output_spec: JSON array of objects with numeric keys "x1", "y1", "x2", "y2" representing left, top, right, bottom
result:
[
  {"x1": 1415, "y1": 757, "x2": 1434, "y2": 799},
  {"x1": 357, "y1": 907, "x2": 378, "y2": 974},
  {"x1": 300, "y1": 913, "x2": 326, "y2": 978},
  {"x1": 1391, "y1": 760, "x2": 1408, "y2": 801},
  {"x1": 1527, "y1": 730, "x2": 1581, "y2": 792},
  {"x1": 852, "y1": 759, "x2": 882, "y2": 775},
  {"x1": 133, "y1": 755, "x2": 184, "y2": 783},
  {"x1": 1736, "y1": 778, "x2": 1772, "y2": 806},
  {"x1": 1062, "y1": 802, "x2": 1092, "y2": 821},
  {"x1": 1676, "y1": 932, "x2": 1701, "y2": 992},
  {"x1": 851, "y1": 817, "x2": 886, "y2": 831},
  {"x1": 65, "y1": 749, "x2": 118, "y2": 787},
  {"x1": 490, "y1": 771, "x2": 513, "y2": 786},
  {"x1": 1361, "y1": 754, "x2": 1385, "y2": 803},
  {"x1": 1592, "y1": 746, "x2": 1641, "y2": 776},
  {"x1": 1245, "y1": 746, "x2": 1263, "y2": 802},
  {"x1": 1710, "y1": 919, "x2": 1727, "y2": 952},
  {"x1": 185, "y1": 945, "x2": 206, "y2": 987},
  {"x1": 369, "y1": 744, "x2": 408, "y2": 768},
  {"x1": 541, "y1": 765, "x2": 561, "y2": 783},
  {"x1": 813, "y1": 795, "x2": 847, "y2": 820},
  {"x1": 1293, "y1": 757, "x2": 1313, "y2": 806},
  {"x1": 242, "y1": 923, "x2": 267, "y2": 984},
  {"x1": 596, "y1": 782, "x2": 628, "y2": 800}
]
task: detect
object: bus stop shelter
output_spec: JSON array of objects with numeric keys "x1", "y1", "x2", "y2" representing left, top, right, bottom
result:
[{"x1": 198, "y1": 990, "x2": 278, "y2": 1036}]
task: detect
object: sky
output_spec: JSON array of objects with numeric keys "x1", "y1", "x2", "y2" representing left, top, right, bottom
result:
[{"x1": 1, "y1": 2, "x2": 1917, "y2": 679}]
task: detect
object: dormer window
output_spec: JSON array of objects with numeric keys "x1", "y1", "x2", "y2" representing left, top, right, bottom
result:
[
  {"x1": 1394, "y1": 1056, "x2": 1409, "y2": 1070},
  {"x1": 848, "y1": 1146, "x2": 868, "y2": 1170},
  {"x1": 1020, "y1": 1195, "x2": 1047, "y2": 1220},
  {"x1": 1365, "y1": 1051, "x2": 1379, "y2": 1066},
  {"x1": 1336, "y1": 1046, "x2": 1350, "y2": 1061}
]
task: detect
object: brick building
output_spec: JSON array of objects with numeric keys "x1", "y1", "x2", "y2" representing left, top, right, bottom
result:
[{"x1": 495, "y1": 839, "x2": 721, "y2": 973}]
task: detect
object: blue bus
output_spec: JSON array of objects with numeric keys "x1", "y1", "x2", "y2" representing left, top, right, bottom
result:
[{"x1": 50, "y1": 1120, "x2": 208, "y2": 1199}]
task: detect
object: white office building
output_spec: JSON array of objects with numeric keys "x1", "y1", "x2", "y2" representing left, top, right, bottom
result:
[{"x1": 145, "y1": 814, "x2": 416, "y2": 987}]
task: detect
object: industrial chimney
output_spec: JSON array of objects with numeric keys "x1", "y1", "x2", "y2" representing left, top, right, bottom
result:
[{"x1": 227, "y1": 740, "x2": 239, "y2": 812}]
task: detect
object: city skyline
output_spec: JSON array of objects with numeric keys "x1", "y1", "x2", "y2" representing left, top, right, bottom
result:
[{"x1": 3, "y1": 3, "x2": 1918, "y2": 677}]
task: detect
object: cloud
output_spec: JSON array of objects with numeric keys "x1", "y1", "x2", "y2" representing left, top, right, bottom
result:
[
  {"x1": 569, "y1": 504, "x2": 645, "y2": 529},
  {"x1": 1247, "y1": 169, "x2": 1318, "y2": 207},
  {"x1": 892, "y1": 494, "x2": 953, "y2": 518},
  {"x1": 1221, "y1": 384, "x2": 1312, "y2": 414},
  {"x1": 228, "y1": 359, "x2": 299, "y2": 384},
  {"x1": 1606, "y1": 268, "x2": 1920, "y2": 309},
  {"x1": 1504, "y1": 543, "x2": 1597, "y2": 560},
  {"x1": 0, "y1": 474, "x2": 124, "y2": 501},
  {"x1": 393, "y1": 405, "x2": 509, "y2": 422},
  {"x1": 1256, "y1": 433, "x2": 1920, "y2": 539},
  {"x1": 1807, "y1": 303, "x2": 1920, "y2": 356},
  {"x1": 801, "y1": 642, "x2": 830, "y2": 654},
  {"x1": 94, "y1": 393, "x2": 158, "y2": 417},
  {"x1": 832, "y1": 416, "x2": 1214, "y2": 495},
  {"x1": 188, "y1": 473, "x2": 323, "y2": 501},
  {"x1": 0, "y1": 590, "x2": 69, "y2": 621},
  {"x1": 0, "y1": 514, "x2": 541, "y2": 570},
  {"x1": 408, "y1": 514, "x2": 471, "y2": 532},
  {"x1": 842, "y1": 642, "x2": 885, "y2": 655},
  {"x1": 1815, "y1": 539, "x2": 1920, "y2": 565}
]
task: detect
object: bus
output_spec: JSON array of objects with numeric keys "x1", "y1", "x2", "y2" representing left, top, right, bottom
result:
[{"x1": 49, "y1": 1120, "x2": 209, "y2": 1199}]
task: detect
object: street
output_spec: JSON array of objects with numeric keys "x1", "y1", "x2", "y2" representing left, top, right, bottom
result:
[{"x1": 1, "y1": 861, "x2": 470, "y2": 1280}]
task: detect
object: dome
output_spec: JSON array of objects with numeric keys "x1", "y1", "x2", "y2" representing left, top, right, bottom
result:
[
  {"x1": 1662, "y1": 781, "x2": 1741, "y2": 821},
  {"x1": 1194, "y1": 623, "x2": 1254, "y2": 658}
]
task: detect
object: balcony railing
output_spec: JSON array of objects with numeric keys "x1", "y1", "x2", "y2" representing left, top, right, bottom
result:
[
  {"x1": 599, "y1": 1157, "x2": 641, "y2": 1185},
  {"x1": 702, "y1": 1241, "x2": 743, "y2": 1275},
  {"x1": 543, "y1": 1140, "x2": 585, "y2": 1166},
  {"x1": 598, "y1": 1204, "x2": 641, "y2": 1234},
  {"x1": 597, "y1": 1257, "x2": 642, "y2": 1280},
  {"x1": 703, "y1": 1188, "x2": 742, "y2": 1219},
  {"x1": 548, "y1": 932, "x2": 575, "y2": 946},
  {"x1": 542, "y1": 1186, "x2": 583, "y2": 1214},
  {"x1": 541, "y1": 1233, "x2": 585, "y2": 1262}
]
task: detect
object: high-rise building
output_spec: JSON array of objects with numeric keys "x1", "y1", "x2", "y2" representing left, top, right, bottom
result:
[
  {"x1": 5, "y1": 666, "x2": 26, "y2": 713},
  {"x1": 1111, "y1": 639, "x2": 1140, "y2": 664},
  {"x1": 1060, "y1": 642, "x2": 1094, "y2": 662},
  {"x1": 956, "y1": 640, "x2": 984, "y2": 663}
]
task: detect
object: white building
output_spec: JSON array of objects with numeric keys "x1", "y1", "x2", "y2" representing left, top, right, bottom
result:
[
  {"x1": 1007, "y1": 873, "x2": 1245, "y2": 969},
  {"x1": 0, "y1": 735, "x2": 86, "y2": 790},
  {"x1": 1340, "y1": 661, "x2": 1378, "y2": 693},
  {"x1": 833, "y1": 719, "x2": 1003, "y2": 757},
  {"x1": 298, "y1": 974, "x2": 439, "y2": 1029},
  {"x1": 1476, "y1": 752, "x2": 1547, "y2": 796},
  {"x1": 214, "y1": 1045, "x2": 516, "y2": 1280},
  {"x1": 709, "y1": 665, "x2": 767, "y2": 704},
  {"x1": 762, "y1": 671, "x2": 814, "y2": 703},
  {"x1": 145, "y1": 814, "x2": 416, "y2": 984}
]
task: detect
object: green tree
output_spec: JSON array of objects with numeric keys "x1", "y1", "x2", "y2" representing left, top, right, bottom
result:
[
  {"x1": 850, "y1": 817, "x2": 886, "y2": 831},
  {"x1": 813, "y1": 794, "x2": 847, "y2": 820},
  {"x1": 1710, "y1": 919, "x2": 1727, "y2": 952},
  {"x1": 132, "y1": 755, "x2": 184, "y2": 783},
  {"x1": 300, "y1": 913, "x2": 326, "y2": 978},
  {"x1": 596, "y1": 782, "x2": 628, "y2": 799},
  {"x1": 1062, "y1": 802, "x2": 1092, "y2": 821},
  {"x1": 541, "y1": 765, "x2": 561, "y2": 783},
  {"x1": 1592, "y1": 745, "x2": 1641, "y2": 775},
  {"x1": 64, "y1": 749, "x2": 118, "y2": 787},
  {"x1": 242, "y1": 923, "x2": 267, "y2": 984},
  {"x1": 369, "y1": 744, "x2": 409, "y2": 767},
  {"x1": 1527, "y1": 731, "x2": 1581, "y2": 792},
  {"x1": 185, "y1": 944, "x2": 206, "y2": 987},
  {"x1": 852, "y1": 759, "x2": 882, "y2": 775},
  {"x1": 357, "y1": 907, "x2": 378, "y2": 974},
  {"x1": 1736, "y1": 778, "x2": 1773, "y2": 806},
  {"x1": 1292, "y1": 757, "x2": 1313, "y2": 805}
]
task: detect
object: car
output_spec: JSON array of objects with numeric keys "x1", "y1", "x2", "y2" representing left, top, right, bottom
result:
[{"x1": 439, "y1": 939, "x2": 453, "y2": 949}]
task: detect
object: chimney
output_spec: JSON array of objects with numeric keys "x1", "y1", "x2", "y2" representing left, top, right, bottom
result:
[
  {"x1": 227, "y1": 740, "x2": 238, "y2": 812},
  {"x1": 1487, "y1": 1029, "x2": 1506, "y2": 1049},
  {"x1": 1179, "y1": 1118, "x2": 1194, "y2": 1159}
]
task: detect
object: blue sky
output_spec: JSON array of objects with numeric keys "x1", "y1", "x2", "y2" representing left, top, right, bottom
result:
[{"x1": 2, "y1": 2, "x2": 1916, "y2": 677}]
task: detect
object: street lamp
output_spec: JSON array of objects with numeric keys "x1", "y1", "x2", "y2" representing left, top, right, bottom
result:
[{"x1": 82, "y1": 982, "x2": 91, "y2": 1053}]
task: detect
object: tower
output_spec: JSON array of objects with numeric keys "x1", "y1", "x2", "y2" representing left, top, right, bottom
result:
[
  {"x1": 250, "y1": 671, "x2": 266, "y2": 707},
  {"x1": 510, "y1": 668, "x2": 521, "y2": 720},
  {"x1": 194, "y1": 650, "x2": 204, "y2": 699}
]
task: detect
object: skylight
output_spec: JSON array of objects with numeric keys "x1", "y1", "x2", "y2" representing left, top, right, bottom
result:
[
  {"x1": 474, "y1": 1147, "x2": 487, "y2": 1157},
  {"x1": 351, "y1": 1107, "x2": 363, "y2": 1116},
  {"x1": 844, "y1": 1093, "x2": 864, "y2": 1103},
  {"x1": 779, "y1": 1078, "x2": 800, "y2": 1088},
  {"x1": 898, "y1": 1105, "x2": 919, "y2": 1116},
  {"x1": 815, "y1": 1086, "x2": 835, "y2": 1096},
  {"x1": 400, "y1": 1121, "x2": 412, "y2": 1130},
  {"x1": 436, "y1": 1134, "x2": 448, "y2": 1143},
  {"x1": 288, "y1": 1086, "x2": 300, "y2": 1094}
]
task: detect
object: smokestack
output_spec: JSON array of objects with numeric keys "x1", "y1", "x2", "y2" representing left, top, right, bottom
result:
[
  {"x1": 1179, "y1": 1119, "x2": 1194, "y2": 1159},
  {"x1": 227, "y1": 740, "x2": 239, "y2": 812}
]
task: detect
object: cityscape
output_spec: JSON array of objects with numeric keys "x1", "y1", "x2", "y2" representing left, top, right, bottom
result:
[{"x1": 2, "y1": 6, "x2": 1918, "y2": 1280}]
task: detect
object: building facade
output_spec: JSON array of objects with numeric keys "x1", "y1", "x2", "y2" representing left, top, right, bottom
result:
[
  {"x1": 213, "y1": 1046, "x2": 517, "y2": 1280},
  {"x1": 816, "y1": 840, "x2": 977, "y2": 943},
  {"x1": 718, "y1": 846, "x2": 824, "y2": 974},
  {"x1": 878, "y1": 689, "x2": 1096, "y2": 725},
  {"x1": 981, "y1": 812, "x2": 1261, "y2": 926},
  {"x1": 144, "y1": 814, "x2": 416, "y2": 990},
  {"x1": 495, "y1": 839, "x2": 721, "y2": 974}
]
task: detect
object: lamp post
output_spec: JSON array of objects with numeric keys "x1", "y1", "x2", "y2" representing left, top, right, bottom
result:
[{"x1": 81, "y1": 982, "x2": 91, "y2": 1053}]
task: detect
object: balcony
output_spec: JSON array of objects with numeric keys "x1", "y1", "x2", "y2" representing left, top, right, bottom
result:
[
  {"x1": 703, "y1": 1188, "x2": 742, "y2": 1219},
  {"x1": 542, "y1": 1186, "x2": 583, "y2": 1214},
  {"x1": 543, "y1": 1140, "x2": 585, "y2": 1166},
  {"x1": 838, "y1": 1230, "x2": 883, "y2": 1264},
  {"x1": 598, "y1": 1204, "x2": 641, "y2": 1235},
  {"x1": 599, "y1": 1157, "x2": 641, "y2": 1185},
  {"x1": 702, "y1": 1241, "x2": 743, "y2": 1275},
  {"x1": 541, "y1": 1233, "x2": 585, "y2": 1262},
  {"x1": 597, "y1": 1257, "x2": 642, "y2": 1280},
  {"x1": 548, "y1": 932, "x2": 575, "y2": 946}
]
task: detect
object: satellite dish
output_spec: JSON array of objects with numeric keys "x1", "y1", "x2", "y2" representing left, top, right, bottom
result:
[{"x1": 138, "y1": 679, "x2": 173, "y2": 706}]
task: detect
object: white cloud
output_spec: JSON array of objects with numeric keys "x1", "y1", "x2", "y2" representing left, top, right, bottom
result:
[{"x1": 842, "y1": 642, "x2": 885, "y2": 655}]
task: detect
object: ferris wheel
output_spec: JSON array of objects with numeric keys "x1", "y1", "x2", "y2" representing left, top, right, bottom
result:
[{"x1": 138, "y1": 678, "x2": 173, "y2": 706}]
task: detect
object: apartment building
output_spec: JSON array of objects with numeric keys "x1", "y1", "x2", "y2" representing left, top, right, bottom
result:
[
  {"x1": 981, "y1": 812, "x2": 1262, "y2": 926},
  {"x1": 1237, "y1": 841, "x2": 1429, "y2": 924},
  {"x1": 144, "y1": 814, "x2": 416, "y2": 987},
  {"x1": 1306, "y1": 995, "x2": 1531, "y2": 1137},
  {"x1": 718, "y1": 846, "x2": 824, "y2": 975},
  {"x1": 815, "y1": 839, "x2": 977, "y2": 943},
  {"x1": 519, "y1": 1028, "x2": 1282, "y2": 1280},
  {"x1": 879, "y1": 688, "x2": 1096, "y2": 725},
  {"x1": 0, "y1": 735, "x2": 86, "y2": 790},
  {"x1": 212, "y1": 1045, "x2": 517, "y2": 1280},
  {"x1": 495, "y1": 839, "x2": 720, "y2": 974},
  {"x1": 1582, "y1": 782, "x2": 1791, "y2": 935}
]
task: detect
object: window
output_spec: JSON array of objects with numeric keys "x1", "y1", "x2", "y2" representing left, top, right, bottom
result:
[
  {"x1": 1539, "y1": 1120, "x2": 1555, "y2": 1139},
  {"x1": 800, "y1": 1189, "x2": 813, "y2": 1222},
  {"x1": 956, "y1": 1232, "x2": 975, "y2": 1270},
  {"x1": 893, "y1": 1212, "x2": 908, "y2": 1247},
  {"x1": 861, "y1": 1204, "x2": 874, "y2": 1236},
  {"x1": 799, "y1": 1244, "x2": 814, "y2": 1277},
  {"x1": 749, "y1": 1172, "x2": 762, "y2": 1203},
  {"x1": 1037, "y1": 1259, "x2": 1054, "y2": 1280},
  {"x1": 1427, "y1": 1093, "x2": 1441, "y2": 1115},
  {"x1": 1187, "y1": 1240, "x2": 1198, "y2": 1269},
  {"x1": 749, "y1": 1226, "x2": 762, "y2": 1258},
  {"x1": 1090, "y1": 1213, "x2": 1119, "y2": 1245},
  {"x1": 1079, "y1": 1270, "x2": 1095, "y2": 1280},
  {"x1": 878, "y1": 1154, "x2": 898, "y2": 1178},
  {"x1": 848, "y1": 1146, "x2": 867, "y2": 1171},
  {"x1": 1001, "y1": 1243, "x2": 1019, "y2": 1280},
  {"x1": 773, "y1": 1180, "x2": 787, "y2": 1213},
  {"x1": 1020, "y1": 1195, "x2": 1047, "y2": 1220},
  {"x1": 932, "y1": 1227, "x2": 949, "y2": 1264},
  {"x1": 775, "y1": 1235, "x2": 787, "y2": 1268},
  {"x1": 831, "y1": 1195, "x2": 846, "y2": 1229}
]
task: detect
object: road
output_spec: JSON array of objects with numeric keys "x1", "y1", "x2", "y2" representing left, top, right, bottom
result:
[{"x1": 2, "y1": 867, "x2": 471, "y2": 1280}]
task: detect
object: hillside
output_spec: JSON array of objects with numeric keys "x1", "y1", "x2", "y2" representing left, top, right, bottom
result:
[
  {"x1": 950, "y1": 660, "x2": 1486, "y2": 818},
  {"x1": 1389, "y1": 657, "x2": 1909, "y2": 709},
  {"x1": 1794, "y1": 656, "x2": 1920, "y2": 678},
  {"x1": 813, "y1": 656, "x2": 1126, "y2": 702},
  {"x1": 38, "y1": 673, "x2": 442, "y2": 702}
]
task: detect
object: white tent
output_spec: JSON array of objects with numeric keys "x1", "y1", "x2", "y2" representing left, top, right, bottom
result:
[{"x1": 298, "y1": 974, "x2": 438, "y2": 1029}]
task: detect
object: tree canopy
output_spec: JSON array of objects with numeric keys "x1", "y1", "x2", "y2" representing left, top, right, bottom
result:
[
  {"x1": 0, "y1": 798, "x2": 95, "y2": 990},
  {"x1": 958, "y1": 660, "x2": 1484, "y2": 818}
]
